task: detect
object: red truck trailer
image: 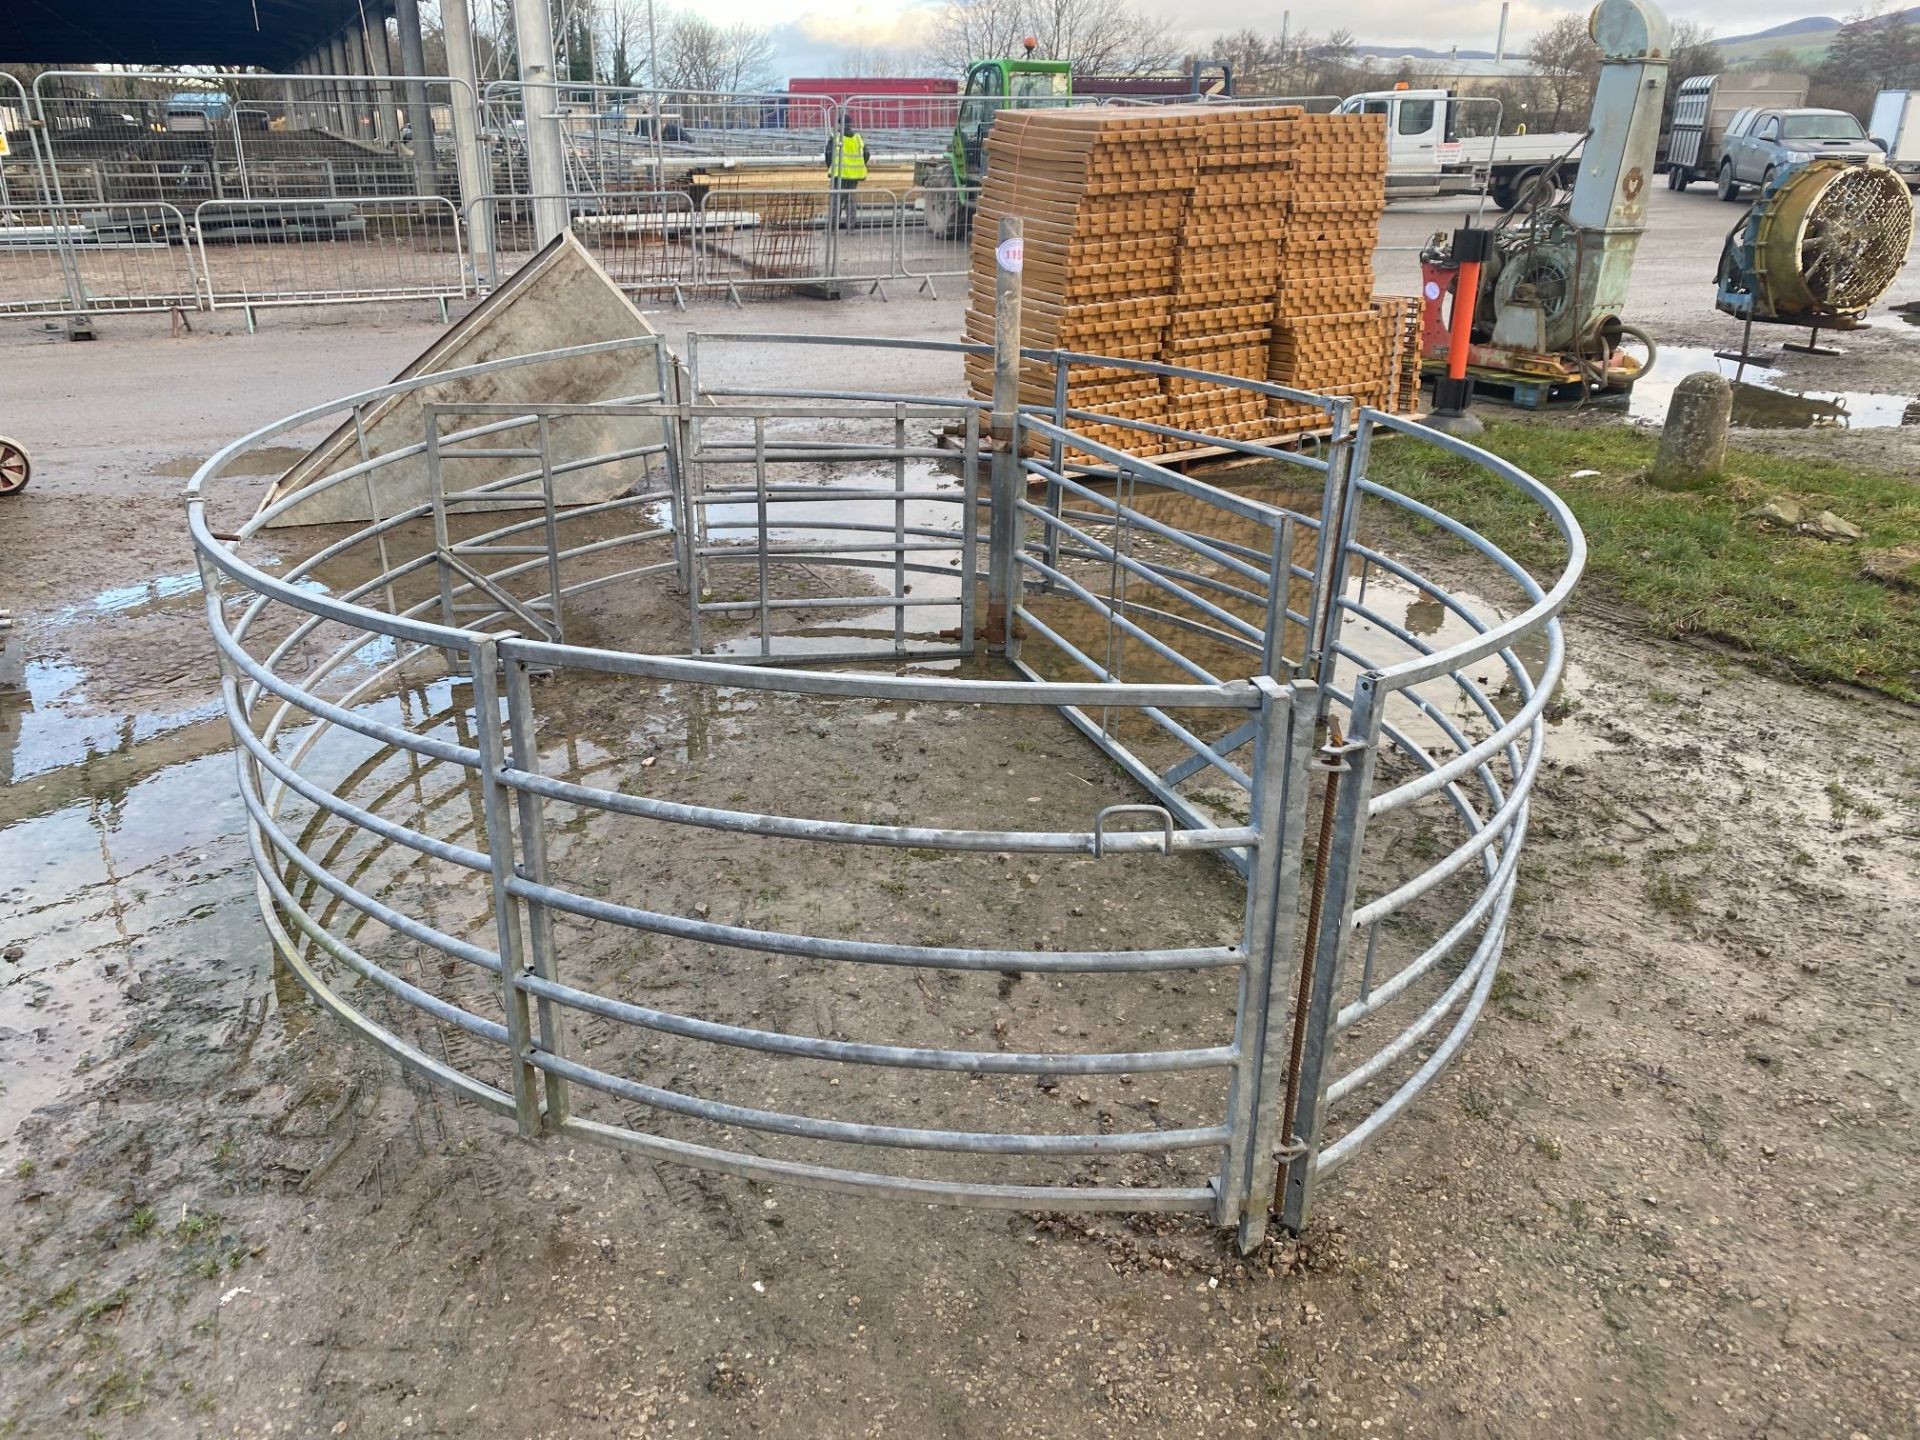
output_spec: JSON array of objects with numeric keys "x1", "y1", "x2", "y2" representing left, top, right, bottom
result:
[{"x1": 788, "y1": 77, "x2": 959, "y2": 130}]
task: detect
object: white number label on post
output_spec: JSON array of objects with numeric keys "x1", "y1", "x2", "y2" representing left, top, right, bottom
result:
[{"x1": 995, "y1": 236, "x2": 1024, "y2": 273}]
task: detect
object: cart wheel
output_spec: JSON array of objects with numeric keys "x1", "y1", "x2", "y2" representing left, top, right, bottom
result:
[{"x1": 0, "y1": 437, "x2": 30, "y2": 497}]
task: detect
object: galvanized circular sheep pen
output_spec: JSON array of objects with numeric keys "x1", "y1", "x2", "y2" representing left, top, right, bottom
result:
[{"x1": 187, "y1": 329, "x2": 1581, "y2": 1252}]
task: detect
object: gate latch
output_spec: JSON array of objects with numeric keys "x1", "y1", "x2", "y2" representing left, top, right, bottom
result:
[{"x1": 1091, "y1": 804, "x2": 1174, "y2": 857}]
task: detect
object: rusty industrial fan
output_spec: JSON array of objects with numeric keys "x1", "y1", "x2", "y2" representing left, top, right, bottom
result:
[{"x1": 1715, "y1": 157, "x2": 1916, "y2": 352}]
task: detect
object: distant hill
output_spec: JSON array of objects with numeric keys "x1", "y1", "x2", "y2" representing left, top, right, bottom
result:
[
  {"x1": 1338, "y1": 7, "x2": 1920, "y2": 70},
  {"x1": 1351, "y1": 45, "x2": 1495, "y2": 60},
  {"x1": 1717, "y1": 16, "x2": 1841, "y2": 45},
  {"x1": 1716, "y1": 5, "x2": 1920, "y2": 64}
]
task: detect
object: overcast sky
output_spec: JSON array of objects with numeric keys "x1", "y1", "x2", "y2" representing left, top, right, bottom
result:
[{"x1": 707, "y1": 0, "x2": 1831, "y2": 75}]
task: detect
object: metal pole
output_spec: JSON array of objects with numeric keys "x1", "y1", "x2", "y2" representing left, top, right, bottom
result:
[
  {"x1": 392, "y1": 0, "x2": 441, "y2": 198},
  {"x1": 510, "y1": 0, "x2": 571, "y2": 244},
  {"x1": 1279, "y1": 678, "x2": 1382, "y2": 1233},
  {"x1": 342, "y1": 28, "x2": 369, "y2": 140},
  {"x1": 646, "y1": 0, "x2": 660, "y2": 89},
  {"x1": 360, "y1": 11, "x2": 394, "y2": 141},
  {"x1": 503, "y1": 656, "x2": 570, "y2": 1127},
  {"x1": 1223, "y1": 677, "x2": 1318, "y2": 1250},
  {"x1": 467, "y1": 637, "x2": 543, "y2": 1138},
  {"x1": 330, "y1": 35, "x2": 354, "y2": 134},
  {"x1": 986, "y1": 215, "x2": 1023, "y2": 655},
  {"x1": 439, "y1": 0, "x2": 493, "y2": 274}
]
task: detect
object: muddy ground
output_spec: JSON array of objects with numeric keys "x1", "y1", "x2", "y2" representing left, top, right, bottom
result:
[{"x1": 4, "y1": 291, "x2": 1919, "y2": 1439}]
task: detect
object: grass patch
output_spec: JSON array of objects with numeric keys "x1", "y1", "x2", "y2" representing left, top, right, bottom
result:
[
  {"x1": 1824, "y1": 780, "x2": 1884, "y2": 824},
  {"x1": 1644, "y1": 869, "x2": 1699, "y2": 918},
  {"x1": 1364, "y1": 421, "x2": 1920, "y2": 702}
]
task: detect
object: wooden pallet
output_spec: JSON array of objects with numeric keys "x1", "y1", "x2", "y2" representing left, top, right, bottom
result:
[
  {"x1": 1417, "y1": 363, "x2": 1591, "y2": 410},
  {"x1": 934, "y1": 413, "x2": 1425, "y2": 474}
]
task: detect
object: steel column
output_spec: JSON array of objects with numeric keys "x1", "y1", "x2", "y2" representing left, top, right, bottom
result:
[
  {"x1": 468, "y1": 638, "x2": 543, "y2": 1136},
  {"x1": 392, "y1": 0, "x2": 440, "y2": 198},
  {"x1": 1279, "y1": 677, "x2": 1383, "y2": 1233},
  {"x1": 510, "y1": 0, "x2": 571, "y2": 244},
  {"x1": 438, "y1": 0, "x2": 493, "y2": 274},
  {"x1": 360, "y1": 11, "x2": 394, "y2": 142},
  {"x1": 1214, "y1": 676, "x2": 1317, "y2": 1245}
]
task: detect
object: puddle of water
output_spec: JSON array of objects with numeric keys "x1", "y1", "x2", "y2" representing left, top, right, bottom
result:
[
  {"x1": 704, "y1": 461, "x2": 971, "y2": 656},
  {"x1": 1, "y1": 653, "x2": 225, "y2": 788},
  {"x1": 45, "y1": 569, "x2": 204, "y2": 627},
  {"x1": 154, "y1": 444, "x2": 310, "y2": 479},
  {"x1": 1627, "y1": 345, "x2": 1919, "y2": 430},
  {"x1": 0, "y1": 746, "x2": 256, "y2": 1141}
]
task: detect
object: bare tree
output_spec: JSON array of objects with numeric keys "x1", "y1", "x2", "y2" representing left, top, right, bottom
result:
[
  {"x1": 926, "y1": 0, "x2": 1172, "y2": 76},
  {"x1": 1527, "y1": 14, "x2": 1601, "y2": 131},
  {"x1": 831, "y1": 45, "x2": 922, "y2": 78},
  {"x1": 1208, "y1": 28, "x2": 1284, "y2": 93},
  {"x1": 1661, "y1": 21, "x2": 1720, "y2": 128},
  {"x1": 656, "y1": 12, "x2": 776, "y2": 94},
  {"x1": 596, "y1": 0, "x2": 655, "y2": 87}
]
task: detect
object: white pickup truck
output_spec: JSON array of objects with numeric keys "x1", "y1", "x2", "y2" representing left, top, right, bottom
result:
[{"x1": 1336, "y1": 88, "x2": 1587, "y2": 209}]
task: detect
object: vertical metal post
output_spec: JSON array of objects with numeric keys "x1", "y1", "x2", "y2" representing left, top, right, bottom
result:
[
  {"x1": 1042, "y1": 353, "x2": 1067, "y2": 589},
  {"x1": 468, "y1": 636, "x2": 543, "y2": 1137},
  {"x1": 425, "y1": 410, "x2": 459, "y2": 652},
  {"x1": 1222, "y1": 679, "x2": 1319, "y2": 1249},
  {"x1": 353, "y1": 403, "x2": 398, "y2": 617},
  {"x1": 1279, "y1": 676, "x2": 1383, "y2": 1232},
  {"x1": 502, "y1": 653, "x2": 569, "y2": 1127},
  {"x1": 1306, "y1": 401, "x2": 1364, "y2": 701},
  {"x1": 1263, "y1": 513, "x2": 1297, "y2": 679},
  {"x1": 960, "y1": 406, "x2": 979, "y2": 654},
  {"x1": 360, "y1": 15, "x2": 394, "y2": 142},
  {"x1": 753, "y1": 415, "x2": 771, "y2": 656},
  {"x1": 511, "y1": 0, "x2": 570, "y2": 244},
  {"x1": 676, "y1": 353, "x2": 705, "y2": 653},
  {"x1": 534, "y1": 414, "x2": 565, "y2": 641},
  {"x1": 986, "y1": 215, "x2": 1023, "y2": 655},
  {"x1": 439, "y1": 0, "x2": 492, "y2": 276},
  {"x1": 392, "y1": 0, "x2": 440, "y2": 199},
  {"x1": 893, "y1": 402, "x2": 907, "y2": 652},
  {"x1": 341, "y1": 31, "x2": 369, "y2": 140}
]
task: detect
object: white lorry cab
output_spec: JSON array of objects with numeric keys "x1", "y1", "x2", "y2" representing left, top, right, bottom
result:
[{"x1": 1336, "y1": 87, "x2": 1588, "y2": 210}]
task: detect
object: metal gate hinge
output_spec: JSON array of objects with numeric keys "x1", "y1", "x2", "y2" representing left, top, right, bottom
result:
[{"x1": 1315, "y1": 739, "x2": 1366, "y2": 774}]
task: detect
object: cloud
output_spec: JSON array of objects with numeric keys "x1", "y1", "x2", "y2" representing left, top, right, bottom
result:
[
  {"x1": 1136, "y1": 0, "x2": 1831, "y2": 52},
  {"x1": 711, "y1": 0, "x2": 1837, "y2": 79}
]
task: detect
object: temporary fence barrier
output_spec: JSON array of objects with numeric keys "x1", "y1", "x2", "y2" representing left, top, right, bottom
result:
[
  {"x1": 188, "y1": 289, "x2": 1581, "y2": 1247},
  {"x1": 466, "y1": 190, "x2": 701, "y2": 300},
  {"x1": 481, "y1": 83, "x2": 841, "y2": 197},
  {"x1": 694, "y1": 187, "x2": 833, "y2": 297},
  {"x1": 30, "y1": 71, "x2": 469, "y2": 209},
  {"x1": 898, "y1": 185, "x2": 974, "y2": 293},
  {"x1": 5, "y1": 83, "x2": 1528, "y2": 320},
  {"x1": 194, "y1": 194, "x2": 465, "y2": 316},
  {"x1": 0, "y1": 202, "x2": 197, "y2": 316}
]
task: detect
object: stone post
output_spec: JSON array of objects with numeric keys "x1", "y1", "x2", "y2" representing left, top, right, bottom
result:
[{"x1": 1649, "y1": 371, "x2": 1731, "y2": 487}]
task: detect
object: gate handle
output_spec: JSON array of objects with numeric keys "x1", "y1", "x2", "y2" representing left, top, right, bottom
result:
[{"x1": 1091, "y1": 804, "x2": 1174, "y2": 858}]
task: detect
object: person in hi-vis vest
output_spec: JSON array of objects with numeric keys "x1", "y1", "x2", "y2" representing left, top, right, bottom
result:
[{"x1": 825, "y1": 113, "x2": 868, "y2": 230}]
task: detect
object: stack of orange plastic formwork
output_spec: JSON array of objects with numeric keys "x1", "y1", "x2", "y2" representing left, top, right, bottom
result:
[
  {"x1": 964, "y1": 104, "x2": 1416, "y2": 458},
  {"x1": 1162, "y1": 107, "x2": 1300, "y2": 443},
  {"x1": 963, "y1": 107, "x2": 1202, "y2": 458},
  {"x1": 1267, "y1": 113, "x2": 1393, "y2": 431},
  {"x1": 1376, "y1": 295, "x2": 1426, "y2": 415}
]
